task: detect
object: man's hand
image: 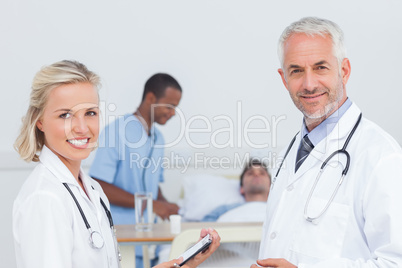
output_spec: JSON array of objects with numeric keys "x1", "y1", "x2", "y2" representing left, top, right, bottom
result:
[
  {"x1": 153, "y1": 200, "x2": 179, "y2": 220},
  {"x1": 250, "y1": 258, "x2": 297, "y2": 268}
]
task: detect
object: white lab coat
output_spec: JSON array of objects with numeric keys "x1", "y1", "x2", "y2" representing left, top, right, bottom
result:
[
  {"x1": 13, "y1": 146, "x2": 120, "y2": 268},
  {"x1": 259, "y1": 103, "x2": 402, "y2": 267}
]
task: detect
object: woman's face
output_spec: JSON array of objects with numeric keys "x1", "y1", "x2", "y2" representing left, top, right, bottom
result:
[{"x1": 36, "y1": 82, "x2": 99, "y2": 168}]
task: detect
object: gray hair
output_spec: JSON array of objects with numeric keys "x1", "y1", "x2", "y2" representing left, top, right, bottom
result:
[
  {"x1": 278, "y1": 17, "x2": 346, "y2": 69},
  {"x1": 14, "y1": 60, "x2": 100, "y2": 162}
]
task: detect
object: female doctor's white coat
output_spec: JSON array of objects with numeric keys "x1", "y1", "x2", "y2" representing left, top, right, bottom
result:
[
  {"x1": 13, "y1": 146, "x2": 120, "y2": 268},
  {"x1": 259, "y1": 103, "x2": 402, "y2": 267}
]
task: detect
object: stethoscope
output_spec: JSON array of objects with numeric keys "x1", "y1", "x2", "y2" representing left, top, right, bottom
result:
[
  {"x1": 135, "y1": 110, "x2": 157, "y2": 192},
  {"x1": 273, "y1": 113, "x2": 362, "y2": 223},
  {"x1": 62, "y1": 183, "x2": 122, "y2": 264},
  {"x1": 141, "y1": 130, "x2": 157, "y2": 192}
]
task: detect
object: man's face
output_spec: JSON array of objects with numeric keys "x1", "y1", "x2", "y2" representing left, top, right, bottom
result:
[
  {"x1": 151, "y1": 87, "x2": 182, "y2": 125},
  {"x1": 278, "y1": 33, "x2": 350, "y2": 126},
  {"x1": 241, "y1": 165, "x2": 271, "y2": 196}
]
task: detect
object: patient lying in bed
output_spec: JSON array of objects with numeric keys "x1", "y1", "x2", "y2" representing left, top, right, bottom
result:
[
  {"x1": 197, "y1": 159, "x2": 270, "y2": 267},
  {"x1": 202, "y1": 158, "x2": 270, "y2": 222},
  {"x1": 158, "y1": 159, "x2": 271, "y2": 267}
]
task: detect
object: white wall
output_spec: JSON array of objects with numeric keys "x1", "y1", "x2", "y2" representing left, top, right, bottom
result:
[{"x1": 1, "y1": 0, "x2": 401, "y2": 266}]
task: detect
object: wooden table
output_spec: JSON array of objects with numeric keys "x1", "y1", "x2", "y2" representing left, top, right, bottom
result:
[{"x1": 115, "y1": 222, "x2": 263, "y2": 268}]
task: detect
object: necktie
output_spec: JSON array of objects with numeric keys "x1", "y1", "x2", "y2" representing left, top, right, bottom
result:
[{"x1": 295, "y1": 134, "x2": 314, "y2": 172}]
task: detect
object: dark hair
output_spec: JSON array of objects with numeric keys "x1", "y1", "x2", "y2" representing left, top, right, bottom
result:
[
  {"x1": 141, "y1": 73, "x2": 182, "y2": 101},
  {"x1": 240, "y1": 159, "x2": 270, "y2": 187}
]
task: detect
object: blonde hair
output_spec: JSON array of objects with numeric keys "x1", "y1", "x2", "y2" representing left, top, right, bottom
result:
[{"x1": 14, "y1": 60, "x2": 101, "y2": 162}]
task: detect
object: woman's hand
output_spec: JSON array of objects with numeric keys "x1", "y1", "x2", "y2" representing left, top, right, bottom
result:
[
  {"x1": 153, "y1": 257, "x2": 183, "y2": 268},
  {"x1": 153, "y1": 228, "x2": 220, "y2": 268},
  {"x1": 181, "y1": 228, "x2": 221, "y2": 268}
]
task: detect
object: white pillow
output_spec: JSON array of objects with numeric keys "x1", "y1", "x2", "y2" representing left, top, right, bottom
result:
[{"x1": 181, "y1": 174, "x2": 245, "y2": 221}]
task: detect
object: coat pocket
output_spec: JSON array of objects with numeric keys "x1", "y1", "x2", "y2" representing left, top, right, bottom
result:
[{"x1": 289, "y1": 196, "x2": 350, "y2": 260}]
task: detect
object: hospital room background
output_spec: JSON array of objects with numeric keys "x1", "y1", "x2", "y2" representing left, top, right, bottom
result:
[{"x1": 1, "y1": 0, "x2": 401, "y2": 266}]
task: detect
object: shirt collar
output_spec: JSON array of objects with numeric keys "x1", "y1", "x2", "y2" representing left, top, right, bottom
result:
[
  {"x1": 40, "y1": 145, "x2": 101, "y2": 203},
  {"x1": 39, "y1": 145, "x2": 81, "y2": 186},
  {"x1": 301, "y1": 98, "x2": 353, "y2": 146},
  {"x1": 130, "y1": 113, "x2": 157, "y2": 139}
]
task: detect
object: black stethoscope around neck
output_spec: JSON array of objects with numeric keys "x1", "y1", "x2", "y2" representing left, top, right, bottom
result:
[
  {"x1": 62, "y1": 183, "x2": 114, "y2": 249},
  {"x1": 273, "y1": 113, "x2": 362, "y2": 223},
  {"x1": 134, "y1": 110, "x2": 157, "y2": 193},
  {"x1": 140, "y1": 130, "x2": 157, "y2": 193},
  {"x1": 63, "y1": 182, "x2": 122, "y2": 266}
]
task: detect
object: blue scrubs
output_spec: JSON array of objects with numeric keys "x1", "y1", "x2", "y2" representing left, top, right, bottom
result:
[{"x1": 90, "y1": 113, "x2": 165, "y2": 267}]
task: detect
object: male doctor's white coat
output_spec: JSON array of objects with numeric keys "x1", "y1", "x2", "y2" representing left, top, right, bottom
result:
[
  {"x1": 13, "y1": 146, "x2": 120, "y2": 268},
  {"x1": 259, "y1": 103, "x2": 402, "y2": 267}
]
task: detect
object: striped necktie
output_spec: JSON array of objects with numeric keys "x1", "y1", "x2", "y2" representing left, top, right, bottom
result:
[{"x1": 295, "y1": 134, "x2": 314, "y2": 172}]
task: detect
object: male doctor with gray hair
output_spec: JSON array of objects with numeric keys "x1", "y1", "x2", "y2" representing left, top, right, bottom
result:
[{"x1": 252, "y1": 17, "x2": 402, "y2": 268}]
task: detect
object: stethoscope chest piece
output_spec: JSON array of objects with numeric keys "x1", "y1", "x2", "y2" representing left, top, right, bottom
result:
[{"x1": 90, "y1": 230, "x2": 105, "y2": 249}]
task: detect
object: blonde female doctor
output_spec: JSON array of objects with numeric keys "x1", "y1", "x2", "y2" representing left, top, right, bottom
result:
[{"x1": 13, "y1": 60, "x2": 220, "y2": 268}]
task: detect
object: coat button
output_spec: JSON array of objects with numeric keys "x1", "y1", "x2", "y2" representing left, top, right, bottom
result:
[
  {"x1": 270, "y1": 232, "x2": 277, "y2": 240},
  {"x1": 286, "y1": 185, "x2": 294, "y2": 191}
]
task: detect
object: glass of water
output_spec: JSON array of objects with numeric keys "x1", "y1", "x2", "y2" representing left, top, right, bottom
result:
[{"x1": 134, "y1": 192, "x2": 153, "y2": 231}]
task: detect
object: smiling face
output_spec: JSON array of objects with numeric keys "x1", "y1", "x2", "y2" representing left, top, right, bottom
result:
[
  {"x1": 278, "y1": 33, "x2": 351, "y2": 130},
  {"x1": 36, "y1": 82, "x2": 99, "y2": 170},
  {"x1": 151, "y1": 87, "x2": 182, "y2": 125}
]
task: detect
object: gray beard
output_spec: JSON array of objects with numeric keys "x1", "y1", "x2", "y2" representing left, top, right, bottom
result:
[{"x1": 301, "y1": 77, "x2": 344, "y2": 121}]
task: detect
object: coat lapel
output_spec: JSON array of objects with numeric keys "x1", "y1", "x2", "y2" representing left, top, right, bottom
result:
[{"x1": 288, "y1": 104, "x2": 362, "y2": 186}]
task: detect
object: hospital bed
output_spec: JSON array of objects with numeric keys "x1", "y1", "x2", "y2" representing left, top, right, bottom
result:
[
  {"x1": 165, "y1": 173, "x2": 265, "y2": 267},
  {"x1": 118, "y1": 173, "x2": 265, "y2": 267},
  {"x1": 169, "y1": 225, "x2": 262, "y2": 268}
]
